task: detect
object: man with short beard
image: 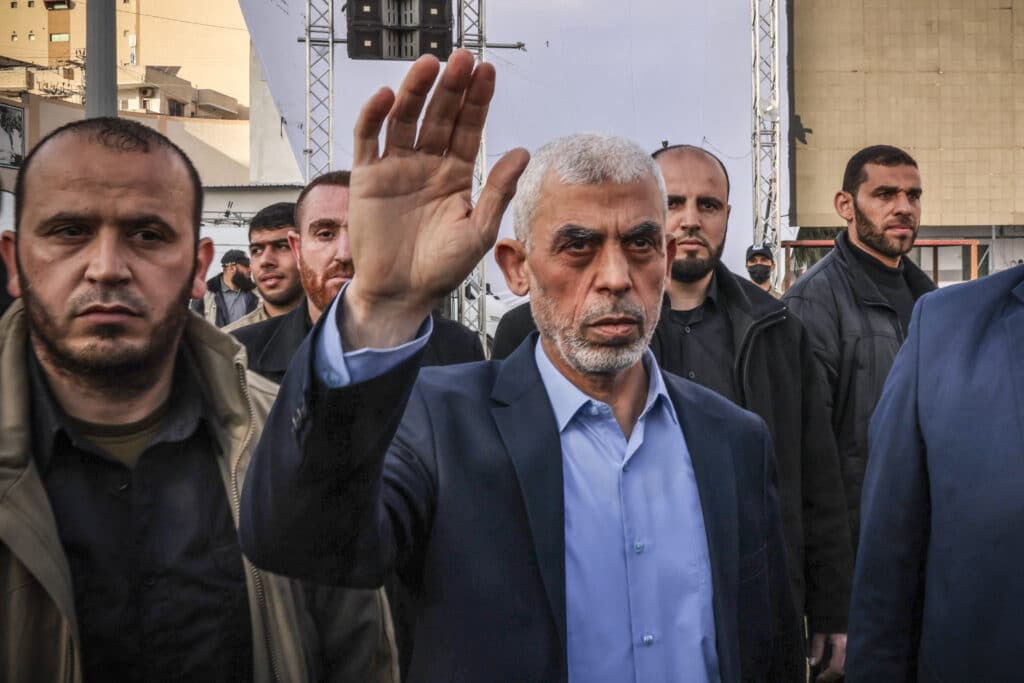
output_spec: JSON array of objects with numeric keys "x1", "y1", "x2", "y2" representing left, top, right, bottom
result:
[
  {"x1": 0, "y1": 117, "x2": 396, "y2": 683},
  {"x1": 232, "y1": 170, "x2": 484, "y2": 385},
  {"x1": 239, "y1": 50, "x2": 803, "y2": 683},
  {"x1": 783, "y1": 144, "x2": 936, "y2": 557},
  {"x1": 649, "y1": 144, "x2": 853, "y2": 681},
  {"x1": 190, "y1": 249, "x2": 259, "y2": 327},
  {"x1": 223, "y1": 202, "x2": 305, "y2": 333}
]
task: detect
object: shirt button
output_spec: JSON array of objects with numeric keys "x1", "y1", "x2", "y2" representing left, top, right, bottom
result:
[
  {"x1": 633, "y1": 542, "x2": 645, "y2": 553},
  {"x1": 687, "y1": 371, "x2": 696, "y2": 379},
  {"x1": 588, "y1": 404, "x2": 600, "y2": 416},
  {"x1": 642, "y1": 634, "x2": 655, "y2": 647},
  {"x1": 118, "y1": 481, "x2": 130, "y2": 492},
  {"x1": 143, "y1": 577, "x2": 156, "y2": 588},
  {"x1": 684, "y1": 326, "x2": 691, "y2": 334}
]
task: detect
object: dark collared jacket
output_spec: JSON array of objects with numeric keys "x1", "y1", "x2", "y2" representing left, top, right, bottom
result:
[
  {"x1": 191, "y1": 274, "x2": 259, "y2": 328},
  {"x1": 651, "y1": 265, "x2": 853, "y2": 634},
  {"x1": 783, "y1": 231, "x2": 936, "y2": 551}
]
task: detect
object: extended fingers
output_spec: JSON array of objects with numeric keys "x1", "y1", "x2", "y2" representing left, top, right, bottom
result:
[
  {"x1": 383, "y1": 55, "x2": 441, "y2": 156},
  {"x1": 471, "y1": 148, "x2": 530, "y2": 246},
  {"x1": 447, "y1": 61, "x2": 497, "y2": 164},
  {"x1": 353, "y1": 87, "x2": 395, "y2": 166},
  {"x1": 415, "y1": 50, "x2": 476, "y2": 155}
]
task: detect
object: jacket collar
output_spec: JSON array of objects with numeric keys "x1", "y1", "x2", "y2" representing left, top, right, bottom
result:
[
  {"x1": 832, "y1": 229, "x2": 936, "y2": 304},
  {"x1": 0, "y1": 301, "x2": 258, "y2": 639},
  {"x1": 251, "y1": 302, "x2": 313, "y2": 377}
]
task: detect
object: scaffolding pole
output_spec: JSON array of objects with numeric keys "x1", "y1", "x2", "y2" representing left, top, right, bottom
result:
[
  {"x1": 751, "y1": 0, "x2": 781, "y2": 251},
  {"x1": 305, "y1": 0, "x2": 334, "y2": 180},
  {"x1": 453, "y1": 0, "x2": 488, "y2": 351}
]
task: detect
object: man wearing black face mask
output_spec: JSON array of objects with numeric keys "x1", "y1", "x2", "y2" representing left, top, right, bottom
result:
[{"x1": 746, "y1": 244, "x2": 782, "y2": 298}]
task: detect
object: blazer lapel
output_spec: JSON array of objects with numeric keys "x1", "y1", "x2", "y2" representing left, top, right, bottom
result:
[
  {"x1": 490, "y1": 335, "x2": 567, "y2": 652},
  {"x1": 1002, "y1": 281, "x2": 1024, "y2": 440},
  {"x1": 666, "y1": 376, "x2": 740, "y2": 683}
]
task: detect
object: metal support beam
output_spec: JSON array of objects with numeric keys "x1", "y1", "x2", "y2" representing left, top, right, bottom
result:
[
  {"x1": 452, "y1": 0, "x2": 489, "y2": 351},
  {"x1": 85, "y1": 0, "x2": 117, "y2": 118},
  {"x1": 751, "y1": 0, "x2": 781, "y2": 251},
  {"x1": 305, "y1": 0, "x2": 334, "y2": 180}
]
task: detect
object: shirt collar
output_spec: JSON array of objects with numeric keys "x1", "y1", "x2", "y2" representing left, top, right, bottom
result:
[
  {"x1": 28, "y1": 344, "x2": 209, "y2": 473},
  {"x1": 533, "y1": 337, "x2": 676, "y2": 433}
]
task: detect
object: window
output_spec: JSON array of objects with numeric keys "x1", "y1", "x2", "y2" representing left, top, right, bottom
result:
[
  {"x1": 44, "y1": 0, "x2": 69, "y2": 9},
  {"x1": 28, "y1": 30, "x2": 35, "y2": 39},
  {"x1": 120, "y1": 98, "x2": 129, "y2": 110},
  {"x1": 9, "y1": 32, "x2": 16, "y2": 41},
  {"x1": 49, "y1": 32, "x2": 69, "y2": 42},
  {"x1": 10, "y1": 2, "x2": 18, "y2": 8},
  {"x1": 168, "y1": 99, "x2": 185, "y2": 117},
  {"x1": 27, "y1": 0, "x2": 34, "y2": 6}
]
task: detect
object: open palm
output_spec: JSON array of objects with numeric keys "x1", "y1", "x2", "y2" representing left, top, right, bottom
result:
[{"x1": 345, "y1": 51, "x2": 529, "y2": 347}]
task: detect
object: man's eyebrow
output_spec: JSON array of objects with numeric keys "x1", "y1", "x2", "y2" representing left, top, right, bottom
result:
[
  {"x1": 666, "y1": 194, "x2": 686, "y2": 204},
  {"x1": 622, "y1": 221, "x2": 661, "y2": 240},
  {"x1": 306, "y1": 218, "x2": 344, "y2": 233},
  {"x1": 35, "y1": 212, "x2": 173, "y2": 231},
  {"x1": 550, "y1": 224, "x2": 600, "y2": 250},
  {"x1": 250, "y1": 237, "x2": 290, "y2": 248}
]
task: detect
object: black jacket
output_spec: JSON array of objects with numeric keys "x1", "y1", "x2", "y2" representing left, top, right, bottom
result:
[
  {"x1": 490, "y1": 272, "x2": 853, "y2": 632},
  {"x1": 232, "y1": 301, "x2": 485, "y2": 385},
  {"x1": 651, "y1": 265, "x2": 852, "y2": 633},
  {"x1": 0, "y1": 260, "x2": 12, "y2": 318},
  {"x1": 782, "y1": 231, "x2": 935, "y2": 552},
  {"x1": 190, "y1": 274, "x2": 259, "y2": 328}
]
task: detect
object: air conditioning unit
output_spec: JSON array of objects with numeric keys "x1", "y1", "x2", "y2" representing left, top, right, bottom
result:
[{"x1": 139, "y1": 86, "x2": 156, "y2": 98}]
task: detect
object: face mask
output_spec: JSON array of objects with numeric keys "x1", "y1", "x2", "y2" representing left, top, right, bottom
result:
[{"x1": 747, "y1": 264, "x2": 772, "y2": 284}]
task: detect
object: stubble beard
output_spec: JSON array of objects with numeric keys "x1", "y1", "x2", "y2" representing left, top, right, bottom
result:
[
  {"x1": 853, "y1": 201, "x2": 918, "y2": 260},
  {"x1": 530, "y1": 281, "x2": 660, "y2": 376},
  {"x1": 20, "y1": 272, "x2": 192, "y2": 395},
  {"x1": 670, "y1": 234, "x2": 725, "y2": 284}
]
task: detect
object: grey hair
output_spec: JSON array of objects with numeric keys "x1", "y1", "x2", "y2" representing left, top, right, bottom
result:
[{"x1": 511, "y1": 133, "x2": 667, "y2": 248}]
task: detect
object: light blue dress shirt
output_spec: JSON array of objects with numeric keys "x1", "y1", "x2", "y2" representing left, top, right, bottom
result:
[
  {"x1": 534, "y1": 341, "x2": 720, "y2": 683},
  {"x1": 313, "y1": 289, "x2": 719, "y2": 682}
]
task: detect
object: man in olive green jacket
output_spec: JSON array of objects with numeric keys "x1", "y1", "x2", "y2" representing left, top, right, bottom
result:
[{"x1": 0, "y1": 117, "x2": 397, "y2": 683}]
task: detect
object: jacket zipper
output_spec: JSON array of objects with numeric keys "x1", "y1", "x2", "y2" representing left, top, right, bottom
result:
[{"x1": 232, "y1": 363, "x2": 283, "y2": 683}]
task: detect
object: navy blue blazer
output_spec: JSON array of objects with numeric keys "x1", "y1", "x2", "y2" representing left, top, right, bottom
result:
[
  {"x1": 849, "y1": 266, "x2": 1024, "y2": 682},
  {"x1": 240, "y1": 326, "x2": 803, "y2": 683}
]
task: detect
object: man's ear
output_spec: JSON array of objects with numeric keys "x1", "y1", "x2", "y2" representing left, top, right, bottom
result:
[
  {"x1": 494, "y1": 238, "x2": 530, "y2": 296},
  {"x1": 834, "y1": 191, "x2": 855, "y2": 224},
  {"x1": 664, "y1": 235, "x2": 677, "y2": 278},
  {"x1": 0, "y1": 231, "x2": 21, "y2": 299},
  {"x1": 287, "y1": 231, "x2": 302, "y2": 264},
  {"x1": 191, "y1": 238, "x2": 215, "y2": 300}
]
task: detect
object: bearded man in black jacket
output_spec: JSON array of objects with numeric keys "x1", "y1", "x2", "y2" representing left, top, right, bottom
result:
[{"x1": 650, "y1": 145, "x2": 854, "y2": 681}]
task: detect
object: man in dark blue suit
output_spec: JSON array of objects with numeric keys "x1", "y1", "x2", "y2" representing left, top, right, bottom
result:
[
  {"x1": 239, "y1": 50, "x2": 802, "y2": 682},
  {"x1": 848, "y1": 265, "x2": 1024, "y2": 681}
]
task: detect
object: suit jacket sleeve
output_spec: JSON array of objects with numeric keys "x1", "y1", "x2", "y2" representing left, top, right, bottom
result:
[
  {"x1": 846, "y1": 298, "x2": 930, "y2": 683},
  {"x1": 797, "y1": 322, "x2": 854, "y2": 634},
  {"x1": 238, "y1": 322, "x2": 428, "y2": 587}
]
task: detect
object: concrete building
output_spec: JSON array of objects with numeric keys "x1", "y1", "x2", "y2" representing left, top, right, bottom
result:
[{"x1": 792, "y1": 0, "x2": 1024, "y2": 281}]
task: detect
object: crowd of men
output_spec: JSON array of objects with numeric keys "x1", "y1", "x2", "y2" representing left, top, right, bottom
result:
[{"x1": 0, "y1": 50, "x2": 1018, "y2": 683}]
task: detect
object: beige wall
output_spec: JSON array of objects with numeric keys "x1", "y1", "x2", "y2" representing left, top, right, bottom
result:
[{"x1": 794, "y1": 0, "x2": 1024, "y2": 228}]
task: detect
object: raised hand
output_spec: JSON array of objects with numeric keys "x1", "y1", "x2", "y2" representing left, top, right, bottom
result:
[{"x1": 342, "y1": 49, "x2": 530, "y2": 350}]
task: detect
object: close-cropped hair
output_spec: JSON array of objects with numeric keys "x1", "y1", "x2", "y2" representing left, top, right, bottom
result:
[
  {"x1": 249, "y1": 202, "x2": 296, "y2": 241},
  {"x1": 651, "y1": 143, "x2": 731, "y2": 198},
  {"x1": 294, "y1": 170, "x2": 351, "y2": 227},
  {"x1": 512, "y1": 133, "x2": 666, "y2": 249},
  {"x1": 14, "y1": 117, "x2": 204, "y2": 239},
  {"x1": 842, "y1": 145, "x2": 918, "y2": 195}
]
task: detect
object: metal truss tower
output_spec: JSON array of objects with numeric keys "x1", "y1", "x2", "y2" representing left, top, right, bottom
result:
[
  {"x1": 305, "y1": 0, "x2": 334, "y2": 180},
  {"x1": 451, "y1": 0, "x2": 489, "y2": 349},
  {"x1": 751, "y1": 0, "x2": 781, "y2": 250}
]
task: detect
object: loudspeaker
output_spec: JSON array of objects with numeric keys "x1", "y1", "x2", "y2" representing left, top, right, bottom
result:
[
  {"x1": 418, "y1": 0, "x2": 451, "y2": 28},
  {"x1": 418, "y1": 28, "x2": 452, "y2": 60},
  {"x1": 346, "y1": 27, "x2": 384, "y2": 59}
]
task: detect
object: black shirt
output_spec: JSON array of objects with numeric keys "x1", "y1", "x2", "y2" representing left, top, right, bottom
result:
[
  {"x1": 848, "y1": 241, "x2": 916, "y2": 335},
  {"x1": 657, "y1": 275, "x2": 740, "y2": 403},
  {"x1": 29, "y1": 348, "x2": 254, "y2": 683}
]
